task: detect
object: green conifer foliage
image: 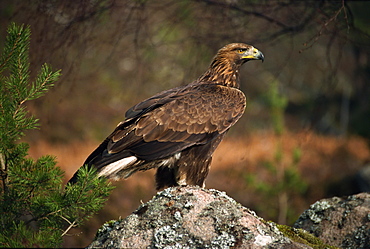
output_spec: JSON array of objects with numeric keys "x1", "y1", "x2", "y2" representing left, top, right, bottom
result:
[{"x1": 0, "y1": 23, "x2": 114, "y2": 247}]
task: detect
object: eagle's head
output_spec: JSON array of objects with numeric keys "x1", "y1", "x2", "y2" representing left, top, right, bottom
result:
[
  {"x1": 217, "y1": 43, "x2": 264, "y2": 65},
  {"x1": 197, "y1": 42, "x2": 264, "y2": 87}
]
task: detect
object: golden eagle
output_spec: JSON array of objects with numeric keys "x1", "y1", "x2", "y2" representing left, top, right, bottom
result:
[{"x1": 69, "y1": 43, "x2": 264, "y2": 189}]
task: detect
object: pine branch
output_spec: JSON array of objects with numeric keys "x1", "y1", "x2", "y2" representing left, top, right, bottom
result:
[
  {"x1": 21, "y1": 64, "x2": 61, "y2": 104},
  {"x1": 0, "y1": 23, "x2": 28, "y2": 74},
  {"x1": 0, "y1": 22, "x2": 113, "y2": 247}
]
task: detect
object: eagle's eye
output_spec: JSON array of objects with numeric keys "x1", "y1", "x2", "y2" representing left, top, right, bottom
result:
[{"x1": 237, "y1": 49, "x2": 246, "y2": 54}]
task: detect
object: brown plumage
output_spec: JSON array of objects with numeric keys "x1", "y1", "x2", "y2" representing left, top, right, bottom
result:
[{"x1": 69, "y1": 43, "x2": 264, "y2": 189}]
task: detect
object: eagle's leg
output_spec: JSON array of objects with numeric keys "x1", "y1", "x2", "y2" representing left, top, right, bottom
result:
[
  {"x1": 154, "y1": 138, "x2": 224, "y2": 190},
  {"x1": 154, "y1": 157, "x2": 212, "y2": 190},
  {"x1": 155, "y1": 134, "x2": 226, "y2": 190},
  {"x1": 154, "y1": 148, "x2": 213, "y2": 190},
  {"x1": 177, "y1": 157, "x2": 212, "y2": 188},
  {"x1": 155, "y1": 166, "x2": 179, "y2": 190}
]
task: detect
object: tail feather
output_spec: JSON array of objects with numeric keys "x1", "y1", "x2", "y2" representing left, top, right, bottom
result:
[
  {"x1": 68, "y1": 155, "x2": 138, "y2": 184},
  {"x1": 97, "y1": 156, "x2": 137, "y2": 179}
]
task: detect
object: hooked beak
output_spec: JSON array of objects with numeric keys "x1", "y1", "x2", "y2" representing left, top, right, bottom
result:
[{"x1": 243, "y1": 47, "x2": 264, "y2": 62}]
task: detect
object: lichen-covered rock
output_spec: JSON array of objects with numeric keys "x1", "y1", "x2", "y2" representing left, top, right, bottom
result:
[
  {"x1": 294, "y1": 192, "x2": 370, "y2": 248},
  {"x1": 88, "y1": 186, "x2": 314, "y2": 249}
]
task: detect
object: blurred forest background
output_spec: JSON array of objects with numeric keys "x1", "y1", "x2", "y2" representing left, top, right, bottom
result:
[{"x1": 1, "y1": 0, "x2": 369, "y2": 247}]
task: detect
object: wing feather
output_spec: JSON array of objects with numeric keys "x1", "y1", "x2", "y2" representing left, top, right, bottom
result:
[{"x1": 90, "y1": 83, "x2": 246, "y2": 163}]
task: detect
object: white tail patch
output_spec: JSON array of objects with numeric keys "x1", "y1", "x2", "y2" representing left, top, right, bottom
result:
[{"x1": 98, "y1": 156, "x2": 137, "y2": 177}]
